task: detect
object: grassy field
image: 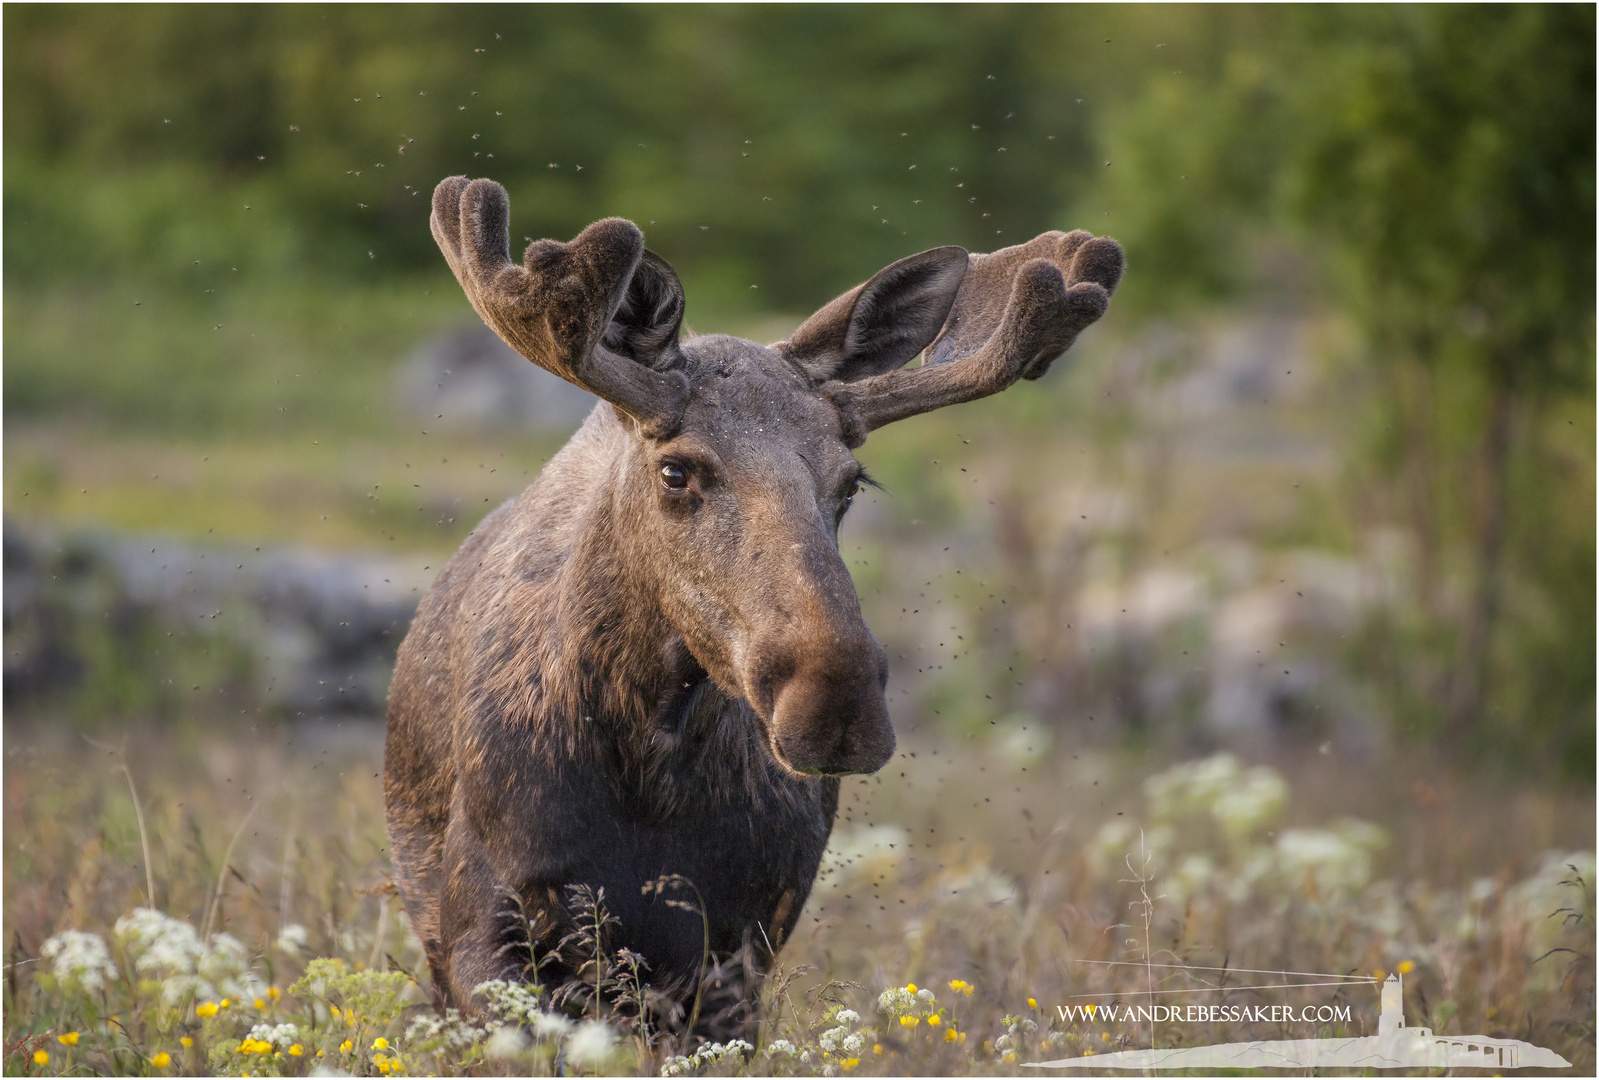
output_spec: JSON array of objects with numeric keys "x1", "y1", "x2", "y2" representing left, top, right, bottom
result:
[{"x1": 3, "y1": 712, "x2": 1592, "y2": 1076}]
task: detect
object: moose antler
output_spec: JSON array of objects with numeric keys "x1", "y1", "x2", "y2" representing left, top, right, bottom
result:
[
  {"x1": 830, "y1": 230, "x2": 1124, "y2": 431},
  {"x1": 430, "y1": 176, "x2": 690, "y2": 437}
]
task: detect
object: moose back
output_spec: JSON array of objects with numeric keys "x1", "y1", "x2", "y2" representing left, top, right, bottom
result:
[{"x1": 384, "y1": 176, "x2": 1123, "y2": 1026}]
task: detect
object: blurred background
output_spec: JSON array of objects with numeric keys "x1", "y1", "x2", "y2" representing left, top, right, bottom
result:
[{"x1": 3, "y1": 5, "x2": 1593, "y2": 1071}]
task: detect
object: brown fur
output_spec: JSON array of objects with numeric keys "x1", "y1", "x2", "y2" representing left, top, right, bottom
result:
[{"x1": 384, "y1": 177, "x2": 1123, "y2": 1032}]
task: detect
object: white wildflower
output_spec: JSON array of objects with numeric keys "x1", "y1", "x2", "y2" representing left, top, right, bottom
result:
[
  {"x1": 834, "y1": 1009, "x2": 860, "y2": 1026},
  {"x1": 916, "y1": 987, "x2": 934, "y2": 1003},
  {"x1": 877, "y1": 986, "x2": 915, "y2": 1017},
  {"x1": 995, "y1": 1033, "x2": 1014, "y2": 1052},
  {"x1": 843, "y1": 1032, "x2": 866, "y2": 1055},
  {"x1": 115, "y1": 909, "x2": 262, "y2": 1005},
  {"x1": 819, "y1": 1027, "x2": 846, "y2": 1052},
  {"x1": 531, "y1": 1011, "x2": 574, "y2": 1040},
  {"x1": 565, "y1": 1020, "x2": 617, "y2": 1067},
  {"x1": 485, "y1": 1026, "x2": 529, "y2": 1059},
  {"x1": 473, "y1": 979, "x2": 547, "y2": 1026},
  {"x1": 41, "y1": 930, "x2": 118, "y2": 992},
  {"x1": 765, "y1": 1039, "x2": 797, "y2": 1057},
  {"x1": 1276, "y1": 821, "x2": 1385, "y2": 895},
  {"x1": 406, "y1": 1008, "x2": 481, "y2": 1051},
  {"x1": 247, "y1": 1023, "x2": 301, "y2": 1049},
  {"x1": 276, "y1": 923, "x2": 309, "y2": 954}
]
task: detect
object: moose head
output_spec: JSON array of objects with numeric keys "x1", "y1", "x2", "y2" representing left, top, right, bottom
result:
[{"x1": 429, "y1": 176, "x2": 1123, "y2": 777}]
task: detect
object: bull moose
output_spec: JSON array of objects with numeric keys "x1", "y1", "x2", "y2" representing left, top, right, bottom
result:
[{"x1": 384, "y1": 175, "x2": 1123, "y2": 1030}]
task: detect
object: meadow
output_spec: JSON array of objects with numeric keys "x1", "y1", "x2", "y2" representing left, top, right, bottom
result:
[{"x1": 4, "y1": 713, "x2": 1592, "y2": 1076}]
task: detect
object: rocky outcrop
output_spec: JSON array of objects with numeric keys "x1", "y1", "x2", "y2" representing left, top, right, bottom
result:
[{"x1": 4, "y1": 521, "x2": 433, "y2": 717}]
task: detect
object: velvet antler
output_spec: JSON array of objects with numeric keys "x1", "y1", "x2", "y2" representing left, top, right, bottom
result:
[
  {"x1": 430, "y1": 176, "x2": 690, "y2": 438},
  {"x1": 826, "y1": 230, "x2": 1124, "y2": 433}
]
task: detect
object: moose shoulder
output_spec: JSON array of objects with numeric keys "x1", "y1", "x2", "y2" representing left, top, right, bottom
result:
[{"x1": 384, "y1": 176, "x2": 1123, "y2": 1030}]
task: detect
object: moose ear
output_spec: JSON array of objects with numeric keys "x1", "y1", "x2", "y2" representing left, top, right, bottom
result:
[
  {"x1": 775, "y1": 246, "x2": 969, "y2": 382},
  {"x1": 601, "y1": 249, "x2": 686, "y2": 370}
]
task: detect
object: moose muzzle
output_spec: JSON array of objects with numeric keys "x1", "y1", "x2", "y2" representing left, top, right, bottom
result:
[{"x1": 749, "y1": 633, "x2": 895, "y2": 776}]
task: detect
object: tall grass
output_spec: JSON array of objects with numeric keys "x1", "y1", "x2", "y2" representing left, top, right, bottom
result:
[{"x1": 4, "y1": 717, "x2": 1591, "y2": 1076}]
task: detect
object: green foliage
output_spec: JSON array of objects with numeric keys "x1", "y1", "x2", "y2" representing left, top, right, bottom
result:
[
  {"x1": 1080, "y1": 5, "x2": 1595, "y2": 773},
  {"x1": 3, "y1": 6, "x2": 1132, "y2": 312}
]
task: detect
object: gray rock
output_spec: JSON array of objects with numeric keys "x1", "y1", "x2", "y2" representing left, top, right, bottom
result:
[{"x1": 394, "y1": 324, "x2": 597, "y2": 433}]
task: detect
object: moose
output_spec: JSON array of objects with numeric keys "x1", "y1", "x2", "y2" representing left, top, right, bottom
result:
[{"x1": 384, "y1": 175, "x2": 1123, "y2": 1031}]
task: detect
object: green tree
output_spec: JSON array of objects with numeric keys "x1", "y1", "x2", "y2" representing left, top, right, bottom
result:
[{"x1": 1091, "y1": 5, "x2": 1595, "y2": 772}]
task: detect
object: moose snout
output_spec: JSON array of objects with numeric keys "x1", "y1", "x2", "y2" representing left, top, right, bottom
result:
[{"x1": 751, "y1": 636, "x2": 895, "y2": 776}]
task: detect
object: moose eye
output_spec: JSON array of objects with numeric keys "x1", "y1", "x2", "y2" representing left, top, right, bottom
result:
[
  {"x1": 659, "y1": 463, "x2": 689, "y2": 489},
  {"x1": 844, "y1": 476, "x2": 861, "y2": 499}
]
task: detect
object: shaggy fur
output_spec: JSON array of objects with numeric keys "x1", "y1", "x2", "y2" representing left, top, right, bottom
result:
[{"x1": 385, "y1": 176, "x2": 1123, "y2": 1031}]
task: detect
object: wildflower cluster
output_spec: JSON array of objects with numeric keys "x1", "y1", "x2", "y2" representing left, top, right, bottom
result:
[
  {"x1": 469, "y1": 978, "x2": 622, "y2": 1072},
  {"x1": 39, "y1": 930, "x2": 119, "y2": 993},
  {"x1": 660, "y1": 1038, "x2": 754, "y2": 1075},
  {"x1": 991, "y1": 1013, "x2": 1038, "y2": 1064},
  {"x1": 115, "y1": 908, "x2": 262, "y2": 1006},
  {"x1": 875, "y1": 981, "x2": 968, "y2": 1051}
]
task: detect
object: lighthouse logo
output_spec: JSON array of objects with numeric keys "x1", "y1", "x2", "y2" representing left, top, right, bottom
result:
[{"x1": 1026, "y1": 972, "x2": 1572, "y2": 1070}]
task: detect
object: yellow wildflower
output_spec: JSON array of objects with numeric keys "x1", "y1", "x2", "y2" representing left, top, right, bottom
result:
[
  {"x1": 220, "y1": 998, "x2": 231, "y2": 1009},
  {"x1": 872, "y1": 1044, "x2": 884, "y2": 1055},
  {"x1": 33, "y1": 1050, "x2": 49, "y2": 1066},
  {"x1": 900, "y1": 1016, "x2": 920, "y2": 1029},
  {"x1": 840, "y1": 1058, "x2": 860, "y2": 1070},
  {"x1": 289, "y1": 1044, "x2": 304, "y2": 1057},
  {"x1": 962, "y1": 984, "x2": 973, "y2": 997},
  {"x1": 180, "y1": 1037, "x2": 193, "y2": 1049},
  {"x1": 945, "y1": 1028, "x2": 960, "y2": 1043},
  {"x1": 1101, "y1": 1032, "x2": 1109, "y2": 1041},
  {"x1": 1084, "y1": 1049, "x2": 1094, "y2": 1057},
  {"x1": 340, "y1": 1040, "x2": 354, "y2": 1054},
  {"x1": 1028, "y1": 997, "x2": 1038, "y2": 1009},
  {"x1": 268, "y1": 987, "x2": 281, "y2": 1001},
  {"x1": 372, "y1": 1037, "x2": 389, "y2": 1050},
  {"x1": 317, "y1": 1050, "x2": 324, "y2": 1058},
  {"x1": 905, "y1": 983, "x2": 918, "y2": 994},
  {"x1": 949, "y1": 979, "x2": 966, "y2": 992},
  {"x1": 1398, "y1": 960, "x2": 1415, "y2": 975},
  {"x1": 152, "y1": 1052, "x2": 171, "y2": 1068},
  {"x1": 57, "y1": 1032, "x2": 79, "y2": 1045},
  {"x1": 957, "y1": 1032, "x2": 968, "y2": 1046},
  {"x1": 197, "y1": 1001, "x2": 220, "y2": 1018},
  {"x1": 928, "y1": 1014, "x2": 942, "y2": 1026},
  {"x1": 254, "y1": 997, "x2": 266, "y2": 1009},
  {"x1": 1004, "y1": 1052, "x2": 1017, "y2": 1064}
]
